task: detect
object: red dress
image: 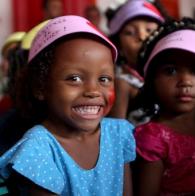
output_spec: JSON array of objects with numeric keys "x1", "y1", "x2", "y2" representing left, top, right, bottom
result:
[{"x1": 135, "y1": 121, "x2": 195, "y2": 195}]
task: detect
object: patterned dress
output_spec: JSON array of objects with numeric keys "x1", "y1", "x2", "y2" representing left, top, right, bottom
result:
[{"x1": 0, "y1": 118, "x2": 136, "y2": 196}]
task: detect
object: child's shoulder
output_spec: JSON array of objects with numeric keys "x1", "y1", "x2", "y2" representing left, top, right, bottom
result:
[
  {"x1": 135, "y1": 121, "x2": 163, "y2": 132},
  {"x1": 0, "y1": 124, "x2": 65, "y2": 195},
  {"x1": 101, "y1": 117, "x2": 135, "y2": 142},
  {"x1": 134, "y1": 121, "x2": 177, "y2": 143},
  {"x1": 102, "y1": 118, "x2": 136, "y2": 161},
  {"x1": 23, "y1": 124, "x2": 50, "y2": 139},
  {"x1": 102, "y1": 117, "x2": 134, "y2": 129}
]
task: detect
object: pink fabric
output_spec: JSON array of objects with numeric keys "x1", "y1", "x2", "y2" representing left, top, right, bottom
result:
[
  {"x1": 144, "y1": 30, "x2": 195, "y2": 76},
  {"x1": 28, "y1": 15, "x2": 117, "y2": 63},
  {"x1": 135, "y1": 121, "x2": 195, "y2": 193}
]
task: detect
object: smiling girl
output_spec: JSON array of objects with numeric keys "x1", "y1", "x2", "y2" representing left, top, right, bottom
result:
[{"x1": 0, "y1": 15, "x2": 136, "y2": 196}]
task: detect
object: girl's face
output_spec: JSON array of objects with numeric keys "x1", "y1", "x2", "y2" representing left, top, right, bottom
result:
[
  {"x1": 154, "y1": 50, "x2": 195, "y2": 115},
  {"x1": 119, "y1": 18, "x2": 158, "y2": 66},
  {"x1": 42, "y1": 38, "x2": 115, "y2": 133}
]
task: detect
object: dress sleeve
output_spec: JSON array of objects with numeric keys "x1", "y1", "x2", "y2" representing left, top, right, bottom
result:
[
  {"x1": 0, "y1": 138, "x2": 64, "y2": 195},
  {"x1": 121, "y1": 120, "x2": 136, "y2": 163},
  {"x1": 134, "y1": 123, "x2": 168, "y2": 161}
]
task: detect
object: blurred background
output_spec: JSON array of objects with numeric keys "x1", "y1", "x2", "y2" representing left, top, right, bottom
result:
[{"x1": 0, "y1": 0, "x2": 195, "y2": 58}]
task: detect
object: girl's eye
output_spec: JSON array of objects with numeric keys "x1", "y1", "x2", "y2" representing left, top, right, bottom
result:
[
  {"x1": 146, "y1": 27, "x2": 155, "y2": 34},
  {"x1": 122, "y1": 29, "x2": 136, "y2": 37},
  {"x1": 99, "y1": 76, "x2": 113, "y2": 84},
  {"x1": 146, "y1": 23, "x2": 158, "y2": 33},
  {"x1": 162, "y1": 65, "x2": 177, "y2": 75},
  {"x1": 66, "y1": 75, "x2": 82, "y2": 82}
]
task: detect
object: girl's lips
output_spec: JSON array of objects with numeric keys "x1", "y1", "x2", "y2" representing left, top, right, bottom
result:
[
  {"x1": 72, "y1": 105, "x2": 103, "y2": 120},
  {"x1": 176, "y1": 94, "x2": 193, "y2": 102}
]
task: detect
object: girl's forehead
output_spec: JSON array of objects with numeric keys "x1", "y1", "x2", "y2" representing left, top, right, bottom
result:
[
  {"x1": 158, "y1": 49, "x2": 195, "y2": 61},
  {"x1": 124, "y1": 18, "x2": 158, "y2": 27},
  {"x1": 150, "y1": 50, "x2": 195, "y2": 74},
  {"x1": 52, "y1": 38, "x2": 114, "y2": 69},
  {"x1": 144, "y1": 29, "x2": 195, "y2": 76}
]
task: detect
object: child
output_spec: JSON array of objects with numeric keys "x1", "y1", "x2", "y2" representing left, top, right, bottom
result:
[
  {"x1": 0, "y1": 32, "x2": 26, "y2": 116},
  {"x1": 106, "y1": 0, "x2": 166, "y2": 125},
  {"x1": 0, "y1": 15, "x2": 136, "y2": 195},
  {"x1": 42, "y1": 0, "x2": 64, "y2": 20},
  {"x1": 84, "y1": 5, "x2": 101, "y2": 31},
  {"x1": 0, "y1": 20, "x2": 50, "y2": 156},
  {"x1": 134, "y1": 17, "x2": 195, "y2": 195}
]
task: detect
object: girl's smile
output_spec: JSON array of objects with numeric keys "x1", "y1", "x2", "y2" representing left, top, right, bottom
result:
[{"x1": 72, "y1": 105, "x2": 103, "y2": 120}]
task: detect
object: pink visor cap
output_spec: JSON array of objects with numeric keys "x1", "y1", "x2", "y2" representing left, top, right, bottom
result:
[
  {"x1": 144, "y1": 29, "x2": 195, "y2": 76},
  {"x1": 109, "y1": 0, "x2": 164, "y2": 35},
  {"x1": 28, "y1": 15, "x2": 117, "y2": 63}
]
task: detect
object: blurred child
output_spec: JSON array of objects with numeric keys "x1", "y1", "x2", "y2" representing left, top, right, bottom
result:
[
  {"x1": 0, "y1": 32, "x2": 26, "y2": 115},
  {"x1": 134, "y1": 17, "x2": 195, "y2": 195},
  {"x1": 42, "y1": 0, "x2": 64, "y2": 20},
  {"x1": 0, "y1": 15, "x2": 136, "y2": 195},
  {"x1": 0, "y1": 20, "x2": 50, "y2": 155},
  {"x1": 84, "y1": 5, "x2": 101, "y2": 30},
  {"x1": 106, "y1": 0, "x2": 166, "y2": 125},
  {"x1": 0, "y1": 21, "x2": 49, "y2": 195},
  {"x1": 0, "y1": 32, "x2": 26, "y2": 81}
]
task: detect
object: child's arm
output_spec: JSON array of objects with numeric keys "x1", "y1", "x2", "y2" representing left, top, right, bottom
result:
[
  {"x1": 109, "y1": 79, "x2": 138, "y2": 118},
  {"x1": 29, "y1": 184, "x2": 58, "y2": 196},
  {"x1": 123, "y1": 163, "x2": 133, "y2": 196},
  {"x1": 136, "y1": 158, "x2": 164, "y2": 196},
  {"x1": 10, "y1": 172, "x2": 58, "y2": 196}
]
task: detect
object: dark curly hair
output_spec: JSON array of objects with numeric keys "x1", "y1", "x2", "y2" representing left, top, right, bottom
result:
[
  {"x1": 136, "y1": 17, "x2": 195, "y2": 117},
  {"x1": 14, "y1": 42, "x2": 55, "y2": 124}
]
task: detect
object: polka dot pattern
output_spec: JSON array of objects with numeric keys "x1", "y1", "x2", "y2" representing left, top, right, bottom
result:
[{"x1": 0, "y1": 118, "x2": 136, "y2": 195}]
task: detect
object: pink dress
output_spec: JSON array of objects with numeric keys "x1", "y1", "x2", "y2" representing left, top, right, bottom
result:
[{"x1": 134, "y1": 121, "x2": 195, "y2": 195}]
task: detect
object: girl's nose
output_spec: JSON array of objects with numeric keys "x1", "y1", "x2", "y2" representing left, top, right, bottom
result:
[
  {"x1": 138, "y1": 30, "x2": 148, "y2": 42},
  {"x1": 83, "y1": 82, "x2": 101, "y2": 98},
  {"x1": 177, "y1": 71, "x2": 193, "y2": 87}
]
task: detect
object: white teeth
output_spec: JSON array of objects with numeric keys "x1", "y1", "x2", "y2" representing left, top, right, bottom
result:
[{"x1": 73, "y1": 106, "x2": 100, "y2": 115}]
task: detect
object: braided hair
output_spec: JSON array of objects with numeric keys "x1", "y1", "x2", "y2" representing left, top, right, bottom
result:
[{"x1": 136, "y1": 17, "x2": 195, "y2": 117}]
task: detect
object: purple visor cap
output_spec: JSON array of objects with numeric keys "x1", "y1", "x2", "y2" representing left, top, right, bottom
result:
[
  {"x1": 28, "y1": 15, "x2": 117, "y2": 63},
  {"x1": 144, "y1": 29, "x2": 195, "y2": 77},
  {"x1": 109, "y1": 0, "x2": 164, "y2": 35}
]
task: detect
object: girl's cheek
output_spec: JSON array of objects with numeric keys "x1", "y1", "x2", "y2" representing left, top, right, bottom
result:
[
  {"x1": 108, "y1": 89, "x2": 116, "y2": 107},
  {"x1": 103, "y1": 89, "x2": 116, "y2": 115}
]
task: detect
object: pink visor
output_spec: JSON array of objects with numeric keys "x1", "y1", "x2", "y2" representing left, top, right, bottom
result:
[
  {"x1": 109, "y1": 0, "x2": 164, "y2": 35},
  {"x1": 143, "y1": 29, "x2": 195, "y2": 76},
  {"x1": 28, "y1": 15, "x2": 117, "y2": 63}
]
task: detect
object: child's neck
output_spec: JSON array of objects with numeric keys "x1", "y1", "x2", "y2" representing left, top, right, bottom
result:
[
  {"x1": 42, "y1": 119, "x2": 99, "y2": 139},
  {"x1": 42, "y1": 119, "x2": 101, "y2": 170},
  {"x1": 155, "y1": 110, "x2": 195, "y2": 136}
]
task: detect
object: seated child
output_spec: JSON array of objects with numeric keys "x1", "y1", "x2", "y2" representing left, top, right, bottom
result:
[
  {"x1": 0, "y1": 15, "x2": 136, "y2": 195},
  {"x1": 134, "y1": 17, "x2": 195, "y2": 195}
]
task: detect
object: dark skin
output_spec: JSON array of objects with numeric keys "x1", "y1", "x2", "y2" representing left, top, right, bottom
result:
[
  {"x1": 43, "y1": 0, "x2": 63, "y2": 19},
  {"x1": 109, "y1": 78, "x2": 139, "y2": 118},
  {"x1": 136, "y1": 50, "x2": 195, "y2": 195},
  {"x1": 21, "y1": 37, "x2": 133, "y2": 195}
]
